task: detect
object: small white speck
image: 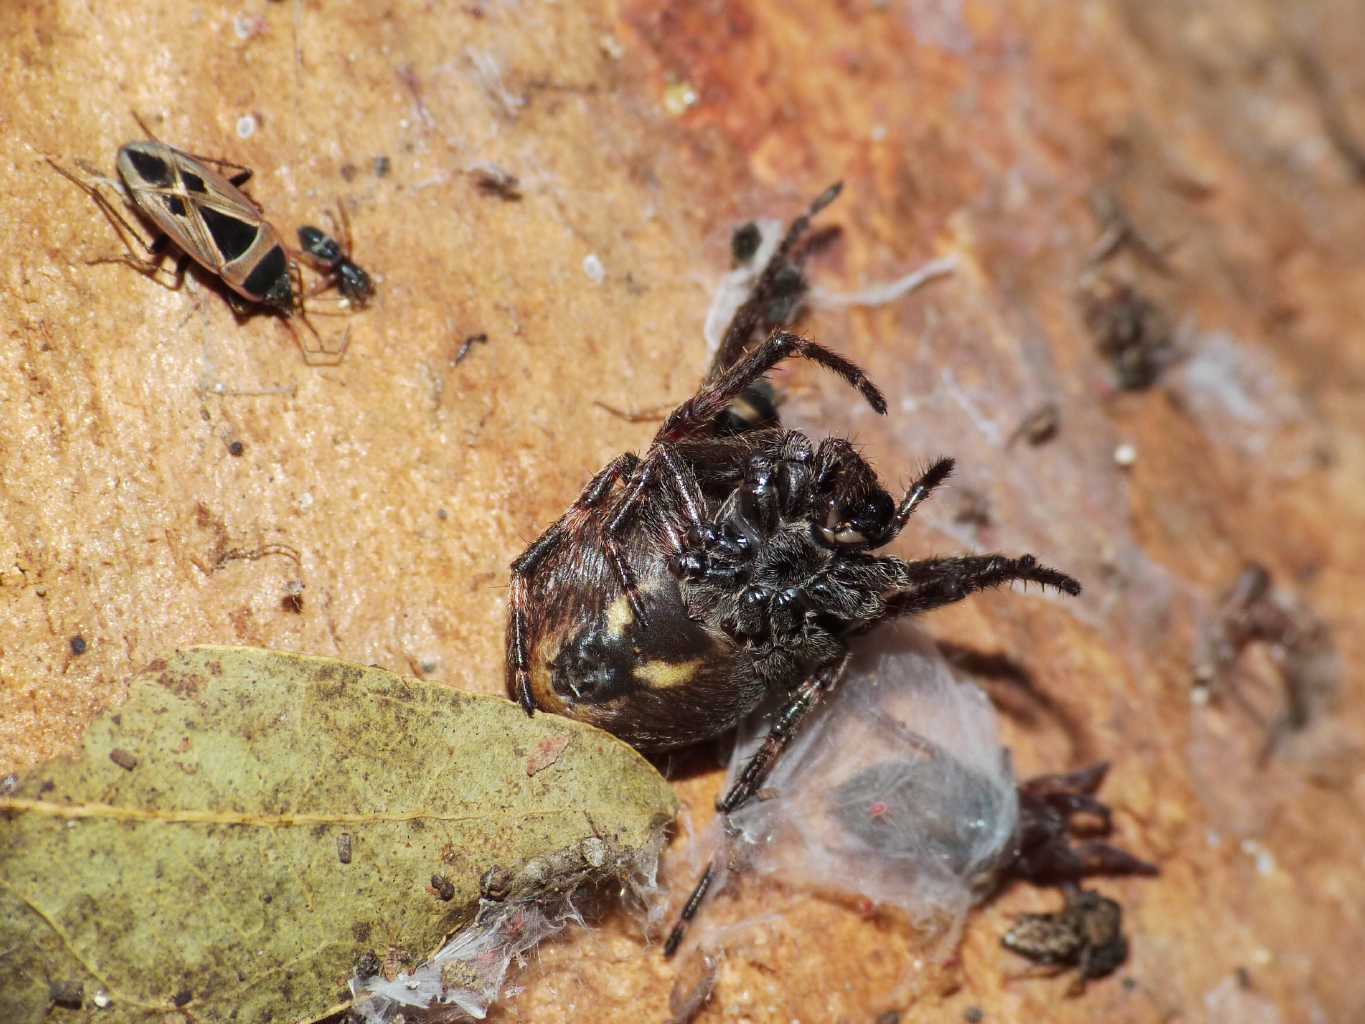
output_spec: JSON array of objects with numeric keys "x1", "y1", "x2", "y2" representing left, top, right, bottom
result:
[
  {"x1": 299, "y1": 492, "x2": 314, "y2": 510},
  {"x1": 1114, "y1": 442, "x2": 1138, "y2": 467},
  {"x1": 870, "y1": 124, "x2": 887, "y2": 142},
  {"x1": 1191, "y1": 685, "x2": 1210, "y2": 706},
  {"x1": 93, "y1": 989, "x2": 112, "y2": 1009},
  {"x1": 582, "y1": 254, "x2": 605, "y2": 283},
  {"x1": 235, "y1": 114, "x2": 256, "y2": 139},
  {"x1": 1240, "y1": 838, "x2": 1276, "y2": 876},
  {"x1": 599, "y1": 34, "x2": 625, "y2": 60},
  {"x1": 232, "y1": 13, "x2": 264, "y2": 40},
  {"x1": 663, "y1": 80, "x2": 699, "y2": 116}
]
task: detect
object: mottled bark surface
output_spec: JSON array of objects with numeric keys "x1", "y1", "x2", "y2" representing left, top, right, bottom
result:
[{"x1": 2, "y1": 1, "x2": 1362, "y2": 1020}]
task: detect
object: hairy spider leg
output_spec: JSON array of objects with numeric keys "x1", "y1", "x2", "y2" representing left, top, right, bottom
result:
[
  {"x1": 663, "y1": 861, "x2": 715, "y2": 958},
  {"x1": 664, "y1": 656, "x2": 849, "y2": 959},
  {"x1": 659, "y1": 330, "x2": 886, "y2": 446},
  {"x1": 508, "y1": 453, "x2": 642, "y2": 714},
  {"x1": 708, "y1": 182, "x2": 844, "y2": 380},
  {"x1": 887, "y1": 457, "x2": 956, "y2": 540},
  {"x1": 719, "y1": 656, "x2": 850, "y2": 813},
  {"x1": 601, "y1": 443, "x2": 709, "y2": 626},
  {"x1": 876, "y1": 555, "x2": 1082, "y2": 621}
]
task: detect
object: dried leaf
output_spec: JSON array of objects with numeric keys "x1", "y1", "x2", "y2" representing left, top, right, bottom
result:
[
  {"x1": 526, "y1": 735, "x2": 573, "y2": 776},
  {"x1": 0, "y1": 646, "x2": 676, "y2": 1023}
]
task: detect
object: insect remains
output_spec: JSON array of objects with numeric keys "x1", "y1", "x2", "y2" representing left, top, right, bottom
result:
[
  {"x1": 1002, "y1": 885, "x2": 1129, "y2": 994},
  {"x1": 501, "y1": 185, "x2": 1083, "y2": 954},
  {"x1": 48, "y1": 117, "x2": 348, "y2": 364},
  {"x1": 297, "y1": 203, "x2": 375, "y2": 309}
]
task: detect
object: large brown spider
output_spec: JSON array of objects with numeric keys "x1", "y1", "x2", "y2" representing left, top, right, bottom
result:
[{"x1": 503, "y1": 185, "x2": 1082, "y2": 947}]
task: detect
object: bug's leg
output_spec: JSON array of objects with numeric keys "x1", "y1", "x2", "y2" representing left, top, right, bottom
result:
[
  {"x1": 658, "y1": 330, "x2": 886, "y2": 445},
  {"x1": 708, "y1": 182, "x2": 843, "y2": 381},
  {"x1": 507, "y1": 453, "x2": 641, "y2": 714},
  {"x1": 48, "y1": 157, "x2": 176, "y2": 278},
  {"x1": 716, "y1": 655, "x2": 849, "y2": 813},
  {"x1": 663, "y1": 860, "x2": 715, "y2": 958},
  {"x1": 302, "y1": 270, "x2": 341, "y2": 300},
  {"x1": 603, "y1": 443, "x2": 707, "y2": 623},
  {"x1": 877, "y1": 554, "x2": 1081, "y2": 620},
  {"x1": 164, "y1": 250, "x2": 191, "y2": 291}
]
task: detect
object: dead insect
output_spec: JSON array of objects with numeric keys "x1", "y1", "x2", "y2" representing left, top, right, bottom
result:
[
  {"x1": 1194, "y1": 563, "x2": 1340, "y2": 764},
  {"x1": 1002, "y1": 885, "x2": 1128, "y2": 994},
  {"x1": 1080, "y1": 274, "x2": 1177, "y2": 391},
  {"x1": 297, "y1": 203, "x2": 375, "y2": 308},
  {"x1": 1007, "y1": 402, "x2": 1061, "y2": 447},
  {"x1": 502, "y1": 185, "x2": 1082, "y2": 954},
  {"x1": 48, "y1": 117, "x2": 345, "y2": 363},
  {"x1": 468, "y1": 162, "x2": 522, "y2": 200},
  {"x1": 1009, "y1": 762, "x2": 1157, "y2": 885}
]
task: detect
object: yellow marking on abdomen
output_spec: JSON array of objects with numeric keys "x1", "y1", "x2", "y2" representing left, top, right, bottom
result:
[
  {"x1": 604, "y1": 593, "x2": 635, "y2": 639},
  {"x1": 634, "y1": 659, "x2": 702, "y2": 689}
]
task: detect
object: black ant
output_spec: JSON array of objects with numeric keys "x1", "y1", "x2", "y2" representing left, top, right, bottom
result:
[{"x1": 297, "y1": 204, "x2": 374, "y2": 309}]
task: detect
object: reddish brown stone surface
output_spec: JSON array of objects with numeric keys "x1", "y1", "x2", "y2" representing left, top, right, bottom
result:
[{"x1": 3, "y1": 2, "x2": 1362, "y2": 1020}]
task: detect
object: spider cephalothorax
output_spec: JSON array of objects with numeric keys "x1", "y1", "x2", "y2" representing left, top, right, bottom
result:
[{"x1": 506, "y1": 186, "x2": 1080, "y2": 821}]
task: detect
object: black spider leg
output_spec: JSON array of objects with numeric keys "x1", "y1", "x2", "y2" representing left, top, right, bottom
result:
[
  {"x1": 885, "y1": 457, "x2": 957, "y2": 542},
  {"x1": 659, "y1": 330, "x2": 886, "y2": 446},
  {"x1": 507, "y1": 453, "x2": 641, "y2": 714},
  {"x1": 708, "y1": 183, "x2": 843, "y2": 381},
  {"x1": 718, "y1": 654, "x2": 850, "y2": 812},
  {"x1": 601, "y1": 443, "x2": 708, "y2": 625},
  {"x1": 876, "y1": 555, "x2": 1082, "y2": 621},
  {"x1": 663, "y1": 655, "x2": 850, "y2": 959},
  {"x1": 663, "y1": 861, "x2": 714, "y2": 958}
]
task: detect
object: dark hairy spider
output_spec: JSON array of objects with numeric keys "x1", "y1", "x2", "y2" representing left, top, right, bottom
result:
[{"x1": 504, "y1": 185, "x2": 1082, "y2": 951}]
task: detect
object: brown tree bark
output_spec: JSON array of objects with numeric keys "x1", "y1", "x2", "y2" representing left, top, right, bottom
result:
[{"x1": 3, "y1": 1, "x2": 1362, "y2": 1020}]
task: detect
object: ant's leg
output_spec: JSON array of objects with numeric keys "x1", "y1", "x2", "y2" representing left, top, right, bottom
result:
[
  {"x1": 507, "y1": 453, "x2": 641, "y2": 714},
  {"x1": 708, "y1": 182, "x2": 843, "y2": 381},
  {"x1": 717, "y1": 655, "x2": 849, "y2": 813},
  {"x1": 657, "y1": 330, "x2": 886, "y2": 445}
]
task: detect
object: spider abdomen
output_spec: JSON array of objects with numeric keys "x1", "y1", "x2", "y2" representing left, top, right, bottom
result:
[{"x1": 529, "y1": 570, "x2": 757, "y2": 751}]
